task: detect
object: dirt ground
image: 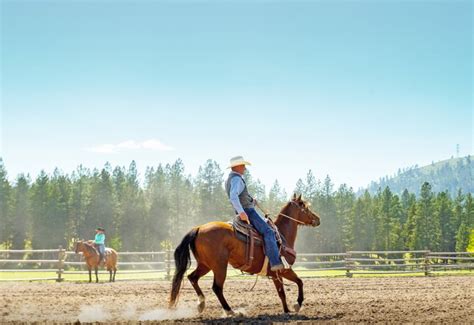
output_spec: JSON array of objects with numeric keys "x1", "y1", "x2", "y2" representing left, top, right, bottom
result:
[{"x1": 0, "y1": 275, "x2": 473, "y2": 324}]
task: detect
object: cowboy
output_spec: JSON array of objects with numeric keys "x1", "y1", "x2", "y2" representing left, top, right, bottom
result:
[
  {"x1": 94, "y1": 227, "x2": 106, "y2": 265},
  {"x1": 225, "y1": 156, "x2": 285, "y2": 272}
]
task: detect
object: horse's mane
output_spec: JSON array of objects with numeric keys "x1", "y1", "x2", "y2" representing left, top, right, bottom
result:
[{"x1": 274, "y1": 201, "x2": 292, "y2": 225}]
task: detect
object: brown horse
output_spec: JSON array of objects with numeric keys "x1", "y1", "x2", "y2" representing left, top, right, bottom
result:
[
  {"x1": 169, "y1": 194, "x2": 320, "y2": 314},
  {"x1": 74, "y1": 240, "x2": 118, "y2": 283}
]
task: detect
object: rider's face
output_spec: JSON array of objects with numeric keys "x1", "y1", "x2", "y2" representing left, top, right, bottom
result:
[{"x1": 234, "y1": 165, "x2": 246, "y2": 175}]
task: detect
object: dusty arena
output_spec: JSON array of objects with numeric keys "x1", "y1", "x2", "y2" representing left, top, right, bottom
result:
[{"x1": 1, "y1": 276, "x2": 473, "y2": 324}]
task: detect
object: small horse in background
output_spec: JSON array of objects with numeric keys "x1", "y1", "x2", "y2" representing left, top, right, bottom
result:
[{"x1": 74, "y1": 240, "x2": 118, "y2": 283}]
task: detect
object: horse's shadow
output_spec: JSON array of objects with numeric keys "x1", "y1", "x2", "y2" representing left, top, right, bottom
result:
[{"x1": 190, "y1": 312, "x2": 344, "y2": 324}]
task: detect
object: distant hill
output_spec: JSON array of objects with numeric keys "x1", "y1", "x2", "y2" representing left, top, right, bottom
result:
[{"x1": 364, "y1": 156, "x2": 473, "y2": 196}]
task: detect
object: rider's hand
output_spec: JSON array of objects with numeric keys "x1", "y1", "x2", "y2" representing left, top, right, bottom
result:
[{"x1": 239, "y1": 211, "x2": 250, "y2": 224}]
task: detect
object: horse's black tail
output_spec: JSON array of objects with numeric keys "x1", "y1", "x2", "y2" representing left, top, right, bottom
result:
[{"x1": 169, "y1": 227, "x2": 199, "y2": 308}]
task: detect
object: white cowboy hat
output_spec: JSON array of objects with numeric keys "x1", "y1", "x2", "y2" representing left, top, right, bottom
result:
[{"x1": 228, "y1": 156, "x2": 252, "y2": 168}]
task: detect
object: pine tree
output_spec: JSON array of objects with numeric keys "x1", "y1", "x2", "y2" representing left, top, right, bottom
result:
[
  {"x1": 244, "y1": 171, "x2": 266, "y2": 203},
  {"x1": 336, "y1": 184, "x2": 355, "y2": 251},
  {"x1": 304, "y1": 170, "x2": 320, "y2": 201},
  {"x1": 48, "y1": 169, "x2": 71, "y2": 248},
  {"x1": 435, "y1": 191, "x2": 455, "y2": 251},
  {"x1": 115, "y1": 161, "x2": 147, "y2": 251},
  {"x1": 465, "y1": 193, "x2": 474, "y2": 229},
  {"x1": 70, "y1": 165, "x2": 92, "y2": 243},
  {"x1": 267, "y1": 180, "x2": 287, "y2": 216},
  {"x1": 375, "y1": 187, "x2": 393, "y2": 250},
  {"x1": 351, "y1": 192, "x2": 374, "y2": 250},
  {"x1": 166, "y1": 159, "x2": 195, "y2": 244},
  {"x1": 11, "y1": 174, "x2": 31, "y2": 249},
  {"x1": 412, "y1": 182, "x2": 441, "y2": 250},
  {"x1": 293, "y1": 178, "x2": 305, "y2": 197},
  {"x1": 30, "y1": 171, "x2": 51, "y2": 248},
  {"x1": 312, "y1": 176, "x2": 338, "y2": 252},
  {"x1": 405, "y1": 200, "x2": 418, "y2": 250},
  {"x1": 0, "y1": 159, "x2": 13, "y2": 248},
  {"x1": 195, "y1": 160, "x2": 229, "y2": 225},
  {"x1": 455, "y1": 222, "x2": 470, "y2": 252},
  {"x1": 455, "y1": 193, "x2": 473, "y2": 252},
  {"x1": 388, "y1": 195, "x2": 404, "y2": 250},
  {"x1": 86, "y1": 165, "x2": 117, "y2": 246},
  {"x1": 144, "y1": 164, "x2": 169, "y2": 250}
]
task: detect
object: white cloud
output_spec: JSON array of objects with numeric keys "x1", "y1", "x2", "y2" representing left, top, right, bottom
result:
[
  {"x1": 142, "y1": 139, "x2": 174, "y2": 151},
  {"x1": 86, "y1": 139, "x2": 174, "y2": 154}
]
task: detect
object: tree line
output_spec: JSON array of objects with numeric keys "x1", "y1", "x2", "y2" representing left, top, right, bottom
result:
[{"x1": 0, "y1": 158, "x2": 472, "y2": 253}]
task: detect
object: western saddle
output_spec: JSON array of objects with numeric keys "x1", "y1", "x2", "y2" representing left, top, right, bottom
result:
[{"x1": 231, "y1": 216, "x2": 297, "y2": 273}]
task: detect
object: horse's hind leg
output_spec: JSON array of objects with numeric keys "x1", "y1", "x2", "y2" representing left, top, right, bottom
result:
[
  {"x1": 113, "y1": 268, "x2": 116, "y2": 282},
  {"x1": 187, "y1": 264, "x2": 210, "y2": 313},
  {"x1": 95, "y1": 267, "x2": 99, "y2": 283},
  {"x1": 211, "y1": 263, "x2": 234, "y2": 315},
  {"x1": 109, "y1": 269, "x2": 112, "y2": 282}
]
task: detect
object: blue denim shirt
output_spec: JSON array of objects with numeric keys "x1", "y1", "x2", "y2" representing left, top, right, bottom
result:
[{"x1": 229, "y1": 172, "x2": 246, "y2": 214}]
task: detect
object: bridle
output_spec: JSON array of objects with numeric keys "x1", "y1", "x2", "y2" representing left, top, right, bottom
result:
[
  {"x1": 278, "y1": 200, "x2": 312, "y2": 225},
  {"x1": 75, "y1": 241, "x2": 95, "y2": 255}
]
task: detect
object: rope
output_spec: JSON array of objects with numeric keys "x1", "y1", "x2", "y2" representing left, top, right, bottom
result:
[
  {"x1": 255, "y1": 201, "x2": 306, "y2": 225},
  {"x1": 249, "y1": 274, "x2": 259, "y2": 291}
]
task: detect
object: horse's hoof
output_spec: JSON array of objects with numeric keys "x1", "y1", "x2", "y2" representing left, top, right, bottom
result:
[
  {"x1": 197, "y1": 296, "x2": 206, "y2": 313},
  {"x1": 197, "y1": 301, "x2": 205, "y2": 313},
  {"x1": 225, "y1": 309, "x2": 235, "y2": 317},
  {"x1": 294, "y1": 303, "x2": 302, "y2": 313}
]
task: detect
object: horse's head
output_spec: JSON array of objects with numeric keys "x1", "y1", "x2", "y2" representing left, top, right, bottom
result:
[
  {"x1": 287, "y1": 193, "x2": 320, "y2": 227},
  {"x1": 74, "y1": 240, "x2": 84, "y2": 254}
]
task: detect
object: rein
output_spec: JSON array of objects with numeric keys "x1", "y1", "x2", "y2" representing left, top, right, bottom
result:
[
  {"x1": 256, "y1": 200, "x2": 307, "y2": 225},
  {"x1": 278, "y1": 212, "x2": 306, "y2": 225}
]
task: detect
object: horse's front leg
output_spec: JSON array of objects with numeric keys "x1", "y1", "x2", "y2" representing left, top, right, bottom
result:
[
  {"x1": 95, "y1": 267, "x2": 99, "y2": 283},
  {"x1": 88, "y1": 267, "x2": 92, "y2": 283},
  {"x1": 281, "y1": 269, "x2": 304, "y2": 312},
  {"x1": 272, "y1": 276, "x2": 289, "y2": 313},
  {"x1": 211, "y1": 262, "x2": 234, "y2": 315}
]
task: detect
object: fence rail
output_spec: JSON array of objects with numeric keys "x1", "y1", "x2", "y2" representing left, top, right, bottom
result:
[{"x1": 0, "y1": 248, "x2": 472, "y2": 282}]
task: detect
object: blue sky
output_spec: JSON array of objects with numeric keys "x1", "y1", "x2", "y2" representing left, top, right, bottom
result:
[{"x1": 1, "y1": 0, "x2": 472, "y2": 193}]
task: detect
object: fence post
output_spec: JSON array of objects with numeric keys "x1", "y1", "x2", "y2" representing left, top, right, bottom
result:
[
  {"x1": 424, "y1": 250, "x2": 430, "y2": 276},
  {"x1": 166, "y1": 249, "x2": 172, "y2": 280},
  {"x1": 345, "y1": 252, "x2": 352, "y2": 278},
  {"x1": 56, "y1": 246, "x2": 65, "y2": 282}
]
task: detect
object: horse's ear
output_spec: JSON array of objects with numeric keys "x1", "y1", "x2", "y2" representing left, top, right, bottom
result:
[
  {"x1": 297, "y1": 194, "x2": 302, "y2": 201},
  {"x1": 293, "y1": 193, "x2": 297, "y2": 200}
]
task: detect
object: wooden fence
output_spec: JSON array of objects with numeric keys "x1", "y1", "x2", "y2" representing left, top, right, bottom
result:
[
  {"x1": 0, "y1": 248, "x2": 472, "y2": 282},
  {"x1": 0, "y1": 247, "x2": 172, "y2": 282}
]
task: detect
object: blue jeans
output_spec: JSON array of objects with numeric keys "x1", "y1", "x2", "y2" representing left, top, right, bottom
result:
[
  {"x1": 244, "y1": 208, "x2": 281, "y2": 267},
  {"x1": 96, "y1": 244, "x2": 105, "y2": 261}
]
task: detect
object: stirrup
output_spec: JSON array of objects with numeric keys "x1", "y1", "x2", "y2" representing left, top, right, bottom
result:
[{"x1": 281, "y1": 256, "x2": 291, "y2": 269}]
